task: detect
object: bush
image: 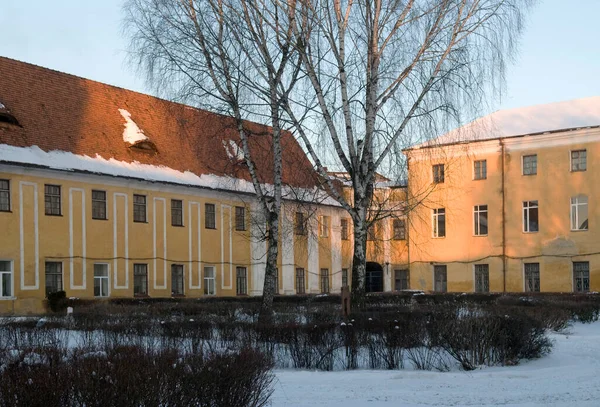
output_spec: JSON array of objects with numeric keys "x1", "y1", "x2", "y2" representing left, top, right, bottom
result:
[{"x1": 47, "y1": 291, "x2": 67, "y2": 313}]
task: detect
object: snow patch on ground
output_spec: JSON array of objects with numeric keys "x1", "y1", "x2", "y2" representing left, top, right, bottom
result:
[
  {"x1": 272, "y1": 321, "x2": 600, "y2": 406},
  {"x1": 118, "y1": 108, "x2": 149, "y2": 144}
]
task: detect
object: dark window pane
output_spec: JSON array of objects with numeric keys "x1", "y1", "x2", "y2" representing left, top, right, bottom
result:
[
  {"x1": 171, "y1": 199, "x2": 183, "y2": 226},
  {"x1": 205, "y1": 203, "x2": 216, "y2": 229},
  {"x1": 235, "y1": 206, "x2": 245, "y2": 231}
]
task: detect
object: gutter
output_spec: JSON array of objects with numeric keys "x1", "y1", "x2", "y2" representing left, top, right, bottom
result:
[{"x1": 500, "y1": 139, "x2": 506, "y2": 292}]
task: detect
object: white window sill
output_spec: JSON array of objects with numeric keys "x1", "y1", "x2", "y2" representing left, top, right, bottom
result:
[
  {"x1": 571, "y1": 229, "x2": 588, "y2": 232},
  {"x1": 0, "y1": 297, "x2": 16, "y2": 301}
]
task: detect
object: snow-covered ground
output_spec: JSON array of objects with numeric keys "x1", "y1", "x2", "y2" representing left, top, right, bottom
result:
[{"x1": 272, "y1": 321, "x2": 600, "y2": 406}]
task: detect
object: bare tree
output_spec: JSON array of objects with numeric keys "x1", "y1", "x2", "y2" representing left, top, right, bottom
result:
[
  {"x1": 281, "y1": 0, "x2": 532, "y2": 306},
  {"x1": 124, "y1": 0, "x2": 302, "y2": 323}
]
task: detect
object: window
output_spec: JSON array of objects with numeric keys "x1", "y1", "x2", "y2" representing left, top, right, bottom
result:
[
  {"x1": 319, "y1": 216, "x2": 329, "y2": 237},
  {"x1": 235, "y1": 206, "x2": 246, "y2": 231},
  {"x1": 91, "y1": 190, "x2": 107, "y2": 220},
  {"x1": 171, "y1": 264, "x2": 184, "y2": 296},
  {"x1": 571, "y1": 195, "x2": 588, "y2": 231},
  {"x1": 524, "y1": 263, "x2": 540, "y2": 292},
  {"x1": 171, "y1": 199, "x2": 183, "y2": 226},
  {"x1": 320, "y1": 268, "x2": 330, "y2": 293},
  {"x1": 571, "y1": 149, "x2": 587, "y2": 172},
  {"x1": 341, "y1": 218, "x2": 349, "y2": 240},
  {"x1": 432, "y1": 164, "x2": 445, "y2": 183},
  {"x1": 474, "y1": 264, "x2": 489, "y2": 293},
  {"x1": 296, "y1": 268, "x2": 305, "y2": 294},
  {"x1": 367, "y1": 222, "x2": 377, "y2": 241},
  {"x1": 474, "y1": 160, "x2": 487, "y2": 180},
  {"x1": 205, "y1": 203, "x2": 216, "y2": 229},
  {"x1": 133, "y1": 195, "x2": 146, "y2": 223},
  {"x1": 44, "y1": 184, "x2": 61, "y2": 216},
  {"x1": 133, "y1": 264, "x2": 148, "y2": 296},
  {"x1": 204, "y1": 266, "x2": 216, "y2": 295},
  {"x1": 432, "y1": 208, "x2": 446, "y2": 238},
  {"x1": 273, "y1": 268, "x2": 279, "y2": 295},
  {"x1": 93, "y1": 264, "x2": 109, "y2": 297},
  {"x1": 523, "y1": 201, "x2": 539, "y2": 232},
  {"x1": 394, "y1": 269, "x2": 409, "y2": 290},
  {"x1": 0, "y1": 261, "x2": 12, "y2": 298},
  {"x1": 236, "y1": 267, "x2": 247, "y2": 295},
  {"x1": 0, "y1": 179, "x2": 10, "y2": 212},
  {"x1": 295, "y1": 212, "x2": 306, "y2": 235},
  {"x1": 434, "y1": 265, "x2": 447, "y2": 292},
  {"x1": 474, "y1": 205, "x2": 488, "y2": 236},
  {"x1": 522, "y1": 154, "x2": 537, "y2": 175},
  {"x1": 574, "y1": 261, "x2": 590, "y2": 293},
  {"x1": 45, "y1": 262, "x2": 63, "y2": 296},
  {"x1": 393, "y1": 219, "x2": 406, "y2": 240},
  {"x1": 342, "y1": 268, "x2": 349, "y2": 287}
]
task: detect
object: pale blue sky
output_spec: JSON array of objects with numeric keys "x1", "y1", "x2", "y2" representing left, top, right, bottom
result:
[{"x1": 1, "y1": 0, "x2": 599, "y2": 116}]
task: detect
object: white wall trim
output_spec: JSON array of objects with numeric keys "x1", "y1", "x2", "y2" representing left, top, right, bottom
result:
[
  {"x1": 188, "y1": 201, "x2": 202, "y2": 289},
  {"x1": 69, "y1": 188, "x2": 86, "y2": 290},
  {"x1": 19, "y1": 181, "x2": 39, "y2": 290},
  {"x1": 220, "y1": 204, "x2": 233, "y2": 290},
  {"x1": 153, "y1": 197, "x2": 167, "y2": 290},
  {"x1": 113, "y1": 193, "x2": 129, "y2": 289}
]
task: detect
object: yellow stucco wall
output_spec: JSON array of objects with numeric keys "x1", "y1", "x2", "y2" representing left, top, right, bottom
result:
[{"x1": 0, "y1": 166, "x2": 348, "y2": 313}]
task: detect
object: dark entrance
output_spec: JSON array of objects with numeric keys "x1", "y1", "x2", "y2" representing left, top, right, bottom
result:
[{"x1": 365, "y1": 262, "x2": 384, "y2": 293}]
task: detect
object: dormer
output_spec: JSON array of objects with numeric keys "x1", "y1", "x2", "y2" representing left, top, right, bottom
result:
[
  {"x1": 0, "y1": 101, "x2": 20, "y2": 126},
  {"x1": 118, "y1": 108, "x2": 158, "y2": 153}
]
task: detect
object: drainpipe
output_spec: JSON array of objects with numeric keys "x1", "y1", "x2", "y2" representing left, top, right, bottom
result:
[{"x1": 500, "y1": 139, "x2": 507, "y2": 292}]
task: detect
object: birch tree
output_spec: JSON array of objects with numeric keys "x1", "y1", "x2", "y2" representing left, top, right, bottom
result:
[
  {"x1": 124, "y1": 0, "x2": 301, "y2": 322},
  {"x1": 282, "y1": 0, "x2": 531, "y2": 305}
]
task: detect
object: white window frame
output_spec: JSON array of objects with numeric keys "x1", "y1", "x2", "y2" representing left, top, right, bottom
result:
[
  {"x1": 474, "y1": 264, "x2": 489, "y2": 293},
  {"x1": 570, "y1": 149, "x2": 587, "y2": 172},
  {"x1": 204, "y1": 266, "x2": 216, "y2": 295},
  {"x1": 573, "y1": 261, "x2": 590, "y2": 293},
  {"x1": 522, "y1": 154, "x2": 538, "y2": 176},
  {"x1": 0, "y1": 260, "x2": 14, "y2": 299},
  {"x1": 523, "y1": 262, "x2": 540, "y2": 292},
  {"x1": 473, "y1": 159, "x2": 487, "y2": 180},
  {"x1": 93, "y1": 263, "x2": 110, "y2": 298},
  {"x1": 523, "y1": 200, "x2": 539, "y2": 233},
  {"x1": 570, "y1": 195, "x2": 588, "y2": 231},
  {"x1": 432, "y1": 208, "x2": 446, "y2": 238},
  {"x1": 473, "y1": 205, "x2": 488, "y2": 236},
  {"x1": 319, "y1": 215, "x2": 329, "y2": 238}
]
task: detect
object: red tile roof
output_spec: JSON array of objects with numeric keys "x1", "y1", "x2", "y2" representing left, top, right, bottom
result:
[{"x1": 0, "y1": 56, "x2": 317, "y2": 189}]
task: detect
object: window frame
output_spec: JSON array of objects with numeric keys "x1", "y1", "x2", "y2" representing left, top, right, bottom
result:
[
  {"x1": 236, "y1": 266, "x2": 248, "y2": 295},
  {"x1": 474, "y1": 205, "x2": 488, "y2": 236},
  {"x1": 171, "y1": 199, "x2": 184, "y2": 227},
  {"x1": 570, "y1": 149, "x2": 587, "y2": 172},
  {"x1": 235, "y1": 206, "x2": 246, "y2": 231},
  {"x1": 432, "y1": 164, "x2": 445, "y2": 184},
  {"x1": 296, "y1": 268, "x2": 306, "y2": 294},
  {"x1": 341, "y1": 218, "x2": 349, "y2": 240},
  {"x1": 433, "y1": 265, "x2": 447, "y2": 292},
  {"x1": 91, "y1": 190, "x2": 107, "y2": 220},
  {"x1": 171, "y1": 264, "x2": 185, "y2": 296},
  {"x1": 474, "y1": 264, "x2": 489, "y2": 293},
  {"x1": 133, "y1": 263, "x2": 148, "y2": 296},
  {"x1": 341, "y1": 268, "x2": 349, "y2": 287},
  {"x1": 320, "y1": 268, "x2": 330, "y2": 294},
  {"x1": 93, "y1": 263, "x2": 110, "y2": 298},
  {"x1": 523, "y1": 200, "x2": 539, "y2": 233},
  {"x1": 394, "y1": 269, "x2": 409, "y2": 291},
  {"x1": 473, "y1": 159, "x2": 487, "y2": 180},
  {"x1": 570, "y1": 195, "x2": 588, "y2": 231},
  {"x1": 432, "y1": 208, "x2": 446, "y2": 238},
  {"x1": 204, "y1": 266, "x2": 216, "y2": 295},
  {"x1": 522, "y1": 154, "x2": 538, "y2": 176},
  {"x1": 44, "y1": 184, "x2": 62, "y2": 216},
  {"x1": 319, "y1": 215, "x2": 329, "y2": 238},
  {"x1": 45, "y1": 261, "x2": 63, "y2": 297},
  {"x1": 133, "y1": 194, "x2": 147, "y2": 223},
  {"x1": 295, "y1": 212, "x2": 307, "y2": 236},
  {"x1": 573, "y1": 261, "x2": 590, "y2": 293},
  {"x1": 205, "y1": 203, "x2": 216, "y2": 229},
  {"x1": 393, "y1": 218, "x2": 406, "y2": 240},
  {"x1": 0, "y1": 179, "x2": 10, "y2": 212},
  {"x1": 524, "y1": 262, "x2": 540, "y2": 292},
  {"x1": 0, "y1": 260, "x2": 14, "y2": 299}
]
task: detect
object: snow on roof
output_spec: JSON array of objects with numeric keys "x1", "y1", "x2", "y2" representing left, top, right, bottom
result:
[
  {"x1": 0, "y1": 144, "x2": 339, "y2": 207},
  {"x1": 118, "y1": 109, "x2": 149, "y2": 145},
  {"x1": 0, "y1": 102, "x2": 5, "y2": 110},
  {"x1": 412, "y1": 96, "x2": 600, "y2": 149},
  {"x1": 222, "y1": 139, "x2": 245, "y2": 161}
]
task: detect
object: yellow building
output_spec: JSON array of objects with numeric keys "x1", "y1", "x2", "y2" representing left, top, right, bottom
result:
[
  {"x1": 405, "y1": 97, "x2": 600, "y2": 293},
  {"x1": 0, "y1": 57, "x2": 356, "y2": 313}
]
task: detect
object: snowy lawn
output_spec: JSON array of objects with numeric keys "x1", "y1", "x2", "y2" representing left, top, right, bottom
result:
[{"x1": 272, "y1": 321, "x2": 600, "y2": 406}]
